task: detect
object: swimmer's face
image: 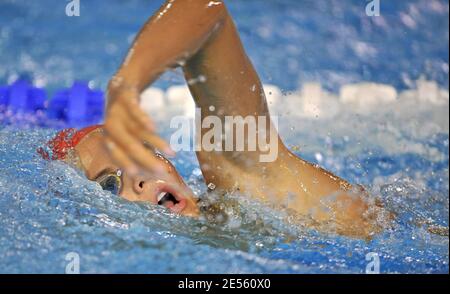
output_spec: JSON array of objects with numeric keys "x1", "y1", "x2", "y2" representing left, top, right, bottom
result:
[{"x1": 74, "y1": 129, "x2": 199, "y2": 217}]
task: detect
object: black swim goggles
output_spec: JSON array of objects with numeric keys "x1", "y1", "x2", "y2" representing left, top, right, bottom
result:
[{"x1": 96, "y1": 169, "x2": 123, "y2": 195}]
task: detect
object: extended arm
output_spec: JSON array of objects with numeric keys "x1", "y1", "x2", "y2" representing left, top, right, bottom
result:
[
  {"x1": 104, "y1": 0, "x2": 227, "y2": 175},
  {"x1": 103, "y1": 0, "x2": 386, "y2": 237}
]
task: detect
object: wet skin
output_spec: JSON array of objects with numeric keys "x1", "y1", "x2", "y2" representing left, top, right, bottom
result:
[
  {"x1": 74, "y1": 128, "x2": 200, "y2": 217},
  {"x1": 80, "y1": 0, "x2": 387, "y2": 238}
]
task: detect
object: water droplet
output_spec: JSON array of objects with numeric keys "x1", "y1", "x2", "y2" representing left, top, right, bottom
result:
[
  {"x1": 315, "y1": 152, "x2": 323, "y2": 162},
  {"x1": 192, "y1": 168, "x2": 202, "y2": 177},
  {"x1": 207, "y1": 183, "x2": 216, "y2": 191}
]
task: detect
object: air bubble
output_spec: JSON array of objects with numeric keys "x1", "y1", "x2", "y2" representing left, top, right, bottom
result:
[{"x1": 207, "y1": 183, "x2": 216, "y2": 191}]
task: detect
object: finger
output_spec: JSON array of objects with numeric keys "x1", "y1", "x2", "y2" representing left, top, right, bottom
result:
[
  {"x1": 104, "y1": 120, "x2": 165, "y2": 174},
  {"x1": 109, "y1": 86, "x2": 156, "y2": 132},
  {"x1": 141, "y1": 133, "x2": 175, "y2": 157},
  {"x1": 118, "y1": 96, "x2": 156, "y2": 132},
  {"x1": 122, "y1": 114, "x2": 175, "y2": 157},
  {"x1": 117, "y1": 104, "x2": 175, "y2": 156}
]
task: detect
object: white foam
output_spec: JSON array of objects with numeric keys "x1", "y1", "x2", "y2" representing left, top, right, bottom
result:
[
  {"x1": 184, "y1": 98, "x2": 196, "y2": 118},
  {"x1": 140, "y1": 79, "x2": 449, "y2": 146},
  {"x1": 165, "y1": 84, "x2": 196, "y2": 118},
  {"x1": 339, "y1": 82, "x2": 398, "y2": 114},
  {"x1": 299, "y1": 82, "x2": 340, "y2": 119},
  {"x1": 401, "y1": 78, "x2": 449, "y2": 105},
  {"x1": 166, "y1": 84, "x2": 192, "y2": 104},
  {"x1": 141, "y1": 85, "x2": 196, "y2": 118},
  {"x1": 263, "y1": 84, "x2": 282, "y2": 106},
  {"x1": 140, "y1": 87, "x2": 165, "y2": 113},
  {"x1": 267, "y1": 83, "x2": 340, "y2": 119}
]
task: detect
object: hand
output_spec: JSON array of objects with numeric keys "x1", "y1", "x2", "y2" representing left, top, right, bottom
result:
[{"x1": 103, "y1": 83, "x2": 175, "y2": 176}]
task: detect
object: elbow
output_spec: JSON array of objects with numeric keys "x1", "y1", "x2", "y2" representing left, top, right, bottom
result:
[
  {"x1": 189, "y1": 0, "x2": 228, "y2": 37},
  {"x1": 200, "y1": 0, "x2": 225, "y2": 7},
  {"x1": 198, "y1": 0, "x2": 227, "y2": 19}
]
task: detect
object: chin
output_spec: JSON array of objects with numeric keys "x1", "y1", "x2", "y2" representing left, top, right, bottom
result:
[{"x1": 180, "y1": 202, "x2": 200, "y2": 217}]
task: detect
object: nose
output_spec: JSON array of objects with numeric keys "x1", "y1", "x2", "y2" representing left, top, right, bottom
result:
[{"x1": 132, "y1": 176, "x2": 147, "y2": 195}]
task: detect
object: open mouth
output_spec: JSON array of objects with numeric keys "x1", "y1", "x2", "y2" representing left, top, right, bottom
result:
[{"x1": 156, "y1": 190, "x2": 187, "y2": 213}]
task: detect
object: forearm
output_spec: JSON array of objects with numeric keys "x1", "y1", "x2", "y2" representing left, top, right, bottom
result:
[{"x1": 108, "y1": 0, "x2": 226, "y2": 96}]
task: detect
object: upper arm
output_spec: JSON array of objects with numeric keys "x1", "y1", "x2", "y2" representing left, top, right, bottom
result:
[{"x1": 111, "y1": 0, "x2": 227, "y2": 91}]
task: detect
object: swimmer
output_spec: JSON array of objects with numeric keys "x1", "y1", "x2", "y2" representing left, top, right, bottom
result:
[{"x1": 40, "y1": 0, "x2": 387, "y2": 238}]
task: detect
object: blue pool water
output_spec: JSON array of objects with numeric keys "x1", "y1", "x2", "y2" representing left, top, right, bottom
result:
[{"x1": 0, "y1": 0, "x2": 448, "y2": 273}]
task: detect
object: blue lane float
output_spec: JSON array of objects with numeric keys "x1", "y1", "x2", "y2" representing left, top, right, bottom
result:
[
  {"x1": 0, "y1": 79, "x2": 105, "y2": 127},
  {"x1": 0, "y1": 79, "x2": 46, "y2": 113},
  {"x1": 47, "y1": 81, "x2": 104, "y2": 126}
]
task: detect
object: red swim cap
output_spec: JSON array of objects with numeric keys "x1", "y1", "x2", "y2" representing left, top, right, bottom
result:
[{"x1": 38, "y1": 125, "x2": 102, "y2": 160}]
